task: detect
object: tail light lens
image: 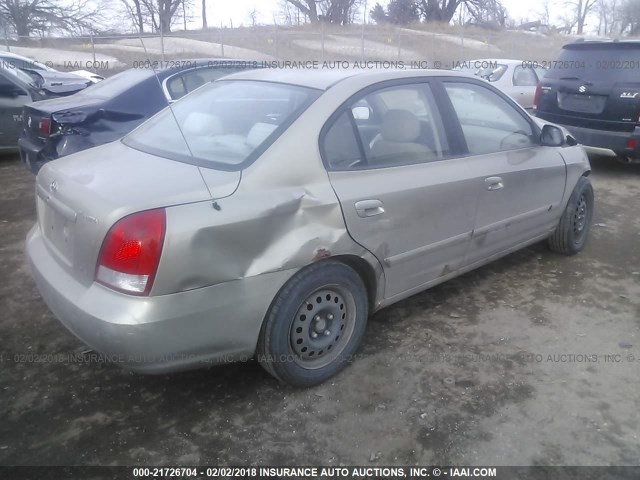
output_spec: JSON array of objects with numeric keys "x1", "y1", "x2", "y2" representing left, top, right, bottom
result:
[
  {"x1": 95, "y1": 209, "x2": 166, "y2": 295},
  {"x1": 533, "y1": 83, "x2": 542, "y2": 110},
  {"x1": 38, "y1": 118, "x2": 51, "y2": 136}
]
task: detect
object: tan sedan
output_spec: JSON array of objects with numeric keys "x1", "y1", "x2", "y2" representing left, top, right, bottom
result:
[{"x1": 27, "y1": 68, "x2": 593, "y2": 386}]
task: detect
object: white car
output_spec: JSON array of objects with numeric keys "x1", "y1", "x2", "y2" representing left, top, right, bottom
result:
[{"x1": 454, "y1": 59, "x2": 547, "y2": 110}]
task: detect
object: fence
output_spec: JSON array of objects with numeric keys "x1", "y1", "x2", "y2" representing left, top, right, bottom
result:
[{"x1": 2, "y1": 24, "x2": 571, "y2": 76}]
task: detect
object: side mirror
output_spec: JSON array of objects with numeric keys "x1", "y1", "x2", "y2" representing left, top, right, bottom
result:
[
  {"x1": 0, "y1": 83, "x2": 26, "y2": 97},
  {"x1": 540, "y1": 124, "x2": 565, "y2": 147}
]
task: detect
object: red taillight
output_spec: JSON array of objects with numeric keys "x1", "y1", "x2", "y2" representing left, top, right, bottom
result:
[
  {"x1": 38, "y1": 118, "x2": 50, "y2": 136},
  {"x1": 533, "y1": 83, "x2": 542, "y2": 110},
  {"x1": 627, "y1": 137, "x2": 637, "y2": 150},
  {"x1": 95, "y1": 209, "x2": 166, "y2": 295}
]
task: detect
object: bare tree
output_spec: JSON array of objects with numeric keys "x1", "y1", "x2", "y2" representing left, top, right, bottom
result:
[
  {"x1": 284, "y1": 0, "x2": 361, "y2": 24},
  {"x1": 566, "y1": 0, "x2": 599, "y2": 34},
  {"x1": 537, "y1": 0, "x2": 552, "y2": 26},
  {"x1": 202, "y1": 0, "x2": 207, "y2": 29},
  {"x1": 597, "y1": 0, "x2": 620, "y2": 35},
  {"x1": 248, "y1": 7, "x2": 258, "y2": 26},
  {"x1": 285, "y1": 0, "x2": 320, "y2": 23},
  {"x1": 465, "y1": 0, "x2": 507, "y2": 27},
  {"x1": 0, "y1": 0, "x2": 101, "y2": 36}
]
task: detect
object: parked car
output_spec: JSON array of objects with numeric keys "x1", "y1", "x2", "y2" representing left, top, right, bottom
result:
[
  {"x1": 19, "y1": 59, "x2": 256, "y2": 174},
  {"x1": 0, "y1": 51, "x2": 92, "y2": 95},
  {"x1": 454, "y1": 59, "x2": 548, "y2": 109},
  {"x1": 534, "y1": 40, "x2": 640, "y2": 163},
  {"x1": 26, "y1": 69, "x2": 593, "y2": 387},
  {"x1": 0, "y1": 66, "x2": 53, "y2": 154}
]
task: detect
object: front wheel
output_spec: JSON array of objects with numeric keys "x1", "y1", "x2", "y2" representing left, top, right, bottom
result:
[
  {"x1": 257, "y1": 261, "x2": 369, "y2": 387},
  {"x1": 548, "y1": 176, "x2": 594, "y2": 255}
]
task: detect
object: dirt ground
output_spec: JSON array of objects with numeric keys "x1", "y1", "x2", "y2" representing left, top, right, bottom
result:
[{"x1": 0, "y1": 153, "x2": 639, "y2": 467}]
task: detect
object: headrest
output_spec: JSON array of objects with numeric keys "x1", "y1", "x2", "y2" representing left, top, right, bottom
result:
[
  {"x1": 247, "y1": 122, "x2": 277, "y2": 148},
  {"x1": 381, "y1": 109, "x2": 421, "y2": 143},
  {"x1": 182, "y1": 112, "x2": 223, "y2": 137}
]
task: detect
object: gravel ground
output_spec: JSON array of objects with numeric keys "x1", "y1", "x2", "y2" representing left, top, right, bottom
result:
[{"x1": 0, "y1": 153, "x2": 639, "y2": 466}]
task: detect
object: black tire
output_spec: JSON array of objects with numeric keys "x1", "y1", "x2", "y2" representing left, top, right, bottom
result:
[
  {"x1": 548, "y1": 176, "x2": 594, "y2": 255},
  {"x1": 256, "y1": 261, "x2": 369, "y2": 387}
]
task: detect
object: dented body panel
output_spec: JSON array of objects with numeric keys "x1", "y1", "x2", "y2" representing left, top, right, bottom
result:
[{"x1": 27, "y1": 69, "x2": 590, "y2": 374}]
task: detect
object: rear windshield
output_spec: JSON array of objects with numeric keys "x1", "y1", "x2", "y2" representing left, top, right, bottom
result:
[
  {"x1": 75, "y1": 68, "x2": 153, "y2": 98},
  {"x1": 123, "y1": 80, "x2": 321, "y2": 170},
  {"x1": 546, "y1": 45, "x2": 640, "y2": 82}
]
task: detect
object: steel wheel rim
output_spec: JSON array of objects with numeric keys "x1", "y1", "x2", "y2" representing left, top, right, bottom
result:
[
  {"x1": 289, "y1": 284, "x2": 357, "y2": 369},
  {"x1": 573, "y1": 194, "x2": 588, "y2": 238}
]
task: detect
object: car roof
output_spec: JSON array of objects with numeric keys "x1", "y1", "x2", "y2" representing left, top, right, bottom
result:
[
  {"x1": 220, "y1": 68, "x2": 472, "y2": 90},
  {"x1": 564, "y1": 39, "x2": 640, "y2": 49},
  {"x1": 0, "y1": 50, "x2": 32, "y2": 61}
]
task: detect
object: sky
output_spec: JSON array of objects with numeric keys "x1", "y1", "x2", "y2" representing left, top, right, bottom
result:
[{"x1": 199, "y1": 1, "x2": 563, "y2": 28}]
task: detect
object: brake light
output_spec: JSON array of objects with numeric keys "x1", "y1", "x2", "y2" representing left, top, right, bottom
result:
[
  {"x1": 627, "y1": 138, "x2": 637, "y2": 150},
  {"x1": 95, "y1": 209, "x2": 166, "y2": 295},
  {"x1": 533, "y1": 83, "x2": 542, "y2": 110},
  {"x1": 38, "y1": 118, "x2": 50, "y2": 136}
]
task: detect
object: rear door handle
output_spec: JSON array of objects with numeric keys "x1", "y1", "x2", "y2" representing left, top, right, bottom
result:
[
  {"x1": 485, "y1": 176, "x2": 504, "y2": 191},
  {"x1": 355, "y1": 199, "x2": 385, "y2": 218}
]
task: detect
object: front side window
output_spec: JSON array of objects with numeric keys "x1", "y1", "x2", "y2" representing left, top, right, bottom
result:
[
  {"x1": 323, "y1": 83, "x2": 449, "y2": 170},
  {"x1": 124, "y1": 80, "x2": 320, "y2": 170},
  {"x1": 444, "y1": 82, "x2": 536, "y2": 155}
]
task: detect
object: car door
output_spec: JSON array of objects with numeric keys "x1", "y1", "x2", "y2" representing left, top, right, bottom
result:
[
  {"x1": 510, "y1": 65, "x2": 539, "y2": 109},
  {"x1": 0, "y1": 71, "x2": 28, "y2": 149},
  {"x1": 322, "y1": 81, "x2": 479, "y2": 301},
  {"x1": 440, "y1": 80, "x2": 566, "y2": 268}
]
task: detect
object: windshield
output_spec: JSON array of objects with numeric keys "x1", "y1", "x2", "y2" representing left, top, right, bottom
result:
[
  {"x1": 546, "y1": 45, "x2": 640, "y2": 82},
  {"x1": 74, "y1": 68, "x2": 153, "y2": 98},
  {"x1": 1, "y1": 64, "x2": 37, "y2": 87},
  {"x1": 124, "y1": 80, "x2": 321, "y2": 170}
]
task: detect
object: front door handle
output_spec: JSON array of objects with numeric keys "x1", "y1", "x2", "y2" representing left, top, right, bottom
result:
[
  {"x1": 485, "y1": 176, "x2": 504, "y2": 191},
  {"x1": 355, "y1": 199, "x2": 385, "y2": 218}
]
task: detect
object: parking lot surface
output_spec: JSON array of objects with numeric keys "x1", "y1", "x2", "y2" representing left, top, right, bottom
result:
[{"x1": 1, "y1": 154, "x2": 639, "y2": 466}]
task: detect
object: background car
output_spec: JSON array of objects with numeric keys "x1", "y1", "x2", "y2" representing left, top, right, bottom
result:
[
  {"x1": 18, "y1": 59, "x2": 258, "y2": 173},
  {"x1": 534, "y1": 40, "x2": 640, "y2": 164},
  {"x1": 455, "y1": 59, "x2": 548, "y2": 110},
  {"x1": 26, "y1": 69, "x2": 593, "y2": 387},
  {"x1": 0, "y1": 66, "x2": 53, "y2": 154},
  {"x1": 0, "y1": 51, "x2": 92, "y2": 95}
]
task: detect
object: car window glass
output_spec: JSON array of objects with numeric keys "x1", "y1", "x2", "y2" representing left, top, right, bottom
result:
[
  {"x1": 444, "y1": 82, "x2": 536, "y2": 155},
  {"x1": 513, "y1": 66, "x2": 538, "y2": 87},
  {"x1": 124, "y1": 80, "x2": 320, "y2": 170},
  {"x1": 168, "y1": 68, "x2": 243, "y2": 100},
  {"x1": 534, "y1": 67, "x2": 548, "y2": 82},
  {"x1": 349, "y1": 83, "x2": 449, "y2": 168},
  {"x1": 323, "y1": 112, "x2": 363, "y2": 169}
]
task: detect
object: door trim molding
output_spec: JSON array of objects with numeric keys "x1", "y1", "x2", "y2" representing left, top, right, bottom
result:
[{"x1": 385, "y1": 230, "x2": 472, "y2": 267}]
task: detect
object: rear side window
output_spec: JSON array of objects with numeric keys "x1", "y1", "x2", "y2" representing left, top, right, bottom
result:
[
  {"x1": 513, "y1": 66, "x2": 538, "y2": 87},
  {"x1": 545, "y1": 45, "x2": 640, "y2": 82},
  {"x1": 323, "y1": 112, "x2": 363, "y2": 169},
  {"x1": 444, "y1": 82, "x2": 536, "y2": 155}
]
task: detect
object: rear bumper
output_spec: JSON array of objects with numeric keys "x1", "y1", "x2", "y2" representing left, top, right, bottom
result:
[
  {"x1": 26, "y1": 224, "x2": 296, "y2": 373},
  {"x1": 18, "y1": 137, "x2": 51, "y2": 175},
  {"x1": 536, "y1": 118, "x2": 640, "y2": 158}
]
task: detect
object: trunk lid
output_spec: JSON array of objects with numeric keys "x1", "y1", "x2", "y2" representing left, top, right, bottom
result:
[{"x1": 35, "y1": 141, "x2": 240, "y2": 286}]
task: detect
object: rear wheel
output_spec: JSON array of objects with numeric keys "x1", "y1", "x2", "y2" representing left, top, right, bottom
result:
[
  {"x1": 257, "y1": 261, "x2": 368, "y2": 387},
  {"x1": 548, "y1": 176, "x2": 594, "y2": 255}
]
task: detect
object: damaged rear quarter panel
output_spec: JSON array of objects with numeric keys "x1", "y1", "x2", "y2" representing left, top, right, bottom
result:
[{"x1": 151, "y1": 90, "x2": 386, "y2": 305}]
